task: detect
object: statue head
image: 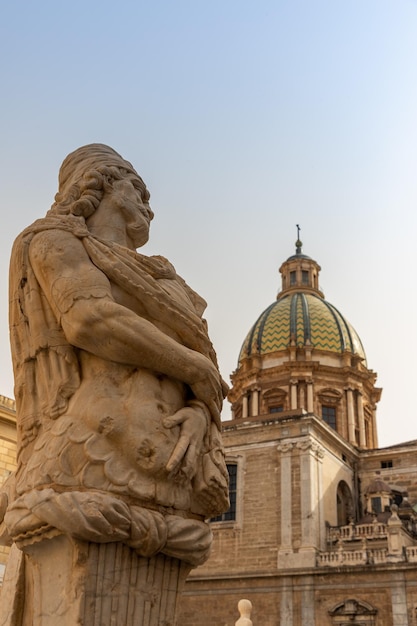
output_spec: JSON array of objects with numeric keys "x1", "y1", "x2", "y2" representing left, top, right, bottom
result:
[
  {"x1": 237, "y1": 599, "x2": 252, "y2": 618},
  {"x1": 48, "y1": 144, "x2": 150, "y2": 219}
]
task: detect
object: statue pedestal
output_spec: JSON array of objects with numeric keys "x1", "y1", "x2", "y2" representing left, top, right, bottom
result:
[{"x1": 10, "y1": 534, "x2": 191, "y2": 626}]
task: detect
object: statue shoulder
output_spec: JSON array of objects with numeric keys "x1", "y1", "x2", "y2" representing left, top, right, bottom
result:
[{"x1": 29, "y1": 227, "x2": 88, "y2": 269}]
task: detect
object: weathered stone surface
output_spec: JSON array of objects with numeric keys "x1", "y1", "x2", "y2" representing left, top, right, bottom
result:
[
  {"x1": 4, "y1": 535, "x2": 191, "y2": 626},
  {"x1": 0, "y1": 144, "x2": 229, "y2": 624}
]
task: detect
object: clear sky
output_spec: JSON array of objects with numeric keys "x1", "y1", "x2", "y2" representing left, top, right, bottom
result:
[{"x1": 1, "y1": 0, "x2": 416, "y2": 447}]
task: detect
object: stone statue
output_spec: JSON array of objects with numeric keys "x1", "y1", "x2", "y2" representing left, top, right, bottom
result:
[
  {"x1": 235, "y1": 599, "x2": 253, "y2": 626},
  {"x1": 0, "y1": 144, "x2": 229, "y2": 625}
]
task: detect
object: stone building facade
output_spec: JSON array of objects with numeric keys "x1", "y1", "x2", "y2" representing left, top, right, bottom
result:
[
  {"x1": 179, "y1": 241, "x2": 417, "y2": 626},
  {"x1": 0, "y1": 394, "x2": 16, "y2": 584}
]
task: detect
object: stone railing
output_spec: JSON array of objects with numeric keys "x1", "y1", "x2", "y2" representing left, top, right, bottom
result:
[
  {"x1": 318, "y1": 546, "x2": 417, "y2": 567},
  {"x1": 0, "y1": 395, "x2": 16, "y2": 412},
  {"x1": 371, "y1": 548, "x2": 389, "y2": 564},
  {"x1": 318, "y1": 549, "x2": 367, "y2": 567},
  {"x1": 405, "y1": 546, "x2": 417, "y2": 562},
  {"x1": 327, "y1": 522, "x2": 387, "y2": 543},
  {"x1": 323, "y1": 513, "x2": 417, "y2": 568}
]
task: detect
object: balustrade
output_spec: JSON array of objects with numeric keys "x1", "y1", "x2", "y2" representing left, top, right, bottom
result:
[
  {"x1": 327, "y1": 523, "x2": 387, "y2": 543},
  {"x1": 318, "y1": 550, "x2": 366, "y2": 567},
  {"x1": 406, "y1": 546, "x2": 417, "y2": 562}
]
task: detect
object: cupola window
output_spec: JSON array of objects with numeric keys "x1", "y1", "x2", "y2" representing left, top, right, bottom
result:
[
  {"x1": 318, "y1": 390, "x2": 341, "y2": 432},
  {"x1": 322, "y1": 405, "x2": 337, "y2": 430},
  {"x1": 262, "y1": 388, "x2": 287, "y2": 414},
  {"x1": 371, "y1": 497, "x2": 382, "y2": 514},
  {"x1": 302, "y1": 270, "x2": 309, "y2": 285},
  {"x1": 269, "y1": 405, "x2": 284, "y2": 414}
]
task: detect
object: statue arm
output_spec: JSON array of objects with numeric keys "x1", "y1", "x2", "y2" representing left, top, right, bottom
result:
[{"x1": 28, "y1": 230, "x2": 223, "y2": 419}]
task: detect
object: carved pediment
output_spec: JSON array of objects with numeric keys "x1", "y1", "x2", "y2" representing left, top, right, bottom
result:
[
  {"x1": 318, "y1": 387, "x2": 342, "y2": 405},
  {"x1": 329, "y1": 598, "x2": 377, "y2": 623},
  {"x1": 263, "y1": 387, "x2": 287, "y2": 400}
]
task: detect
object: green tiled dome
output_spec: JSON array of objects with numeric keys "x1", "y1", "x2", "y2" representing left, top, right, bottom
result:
[{"x1": 239, "y1": 292, "x2": 366, "y2": 364}]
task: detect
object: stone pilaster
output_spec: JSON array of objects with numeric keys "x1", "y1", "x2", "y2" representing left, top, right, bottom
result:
[
  {"x1": 346, "y1": 388, "x2": 356, "y2": 444},
  {"x1": 296, "y1": 438, "x2": 324, "y2": 566},
  {"x1": 251, "y1": 388, "x2": 259, "y2": 417},
  {"x1": 372, "y1": 406, "x2": 379, "y2": 448},
  {"x1": 277, "y1": 437, "x2": 324, "y2": 569},
  {"x1": 306, "y1": 380, "x2": 314, "y2": 413},
  {"x1": 357, "y1": 391, "x2": 366, "y2": 448},
  {"x1": 280, "y1": 577, "x2": 293, "y2": 625},
  {"x1": 290, "y1": 380, "x2": 298, "y2": 410},
  {"x1": 390, "y1": 574, "x2": 409, "y2": 626},
  {"x1": 301, "y1": 576, "x2": 315, "y2": 626},
  {"x1": 277, "y1": 441, "x2": 294, "y2": 568},
  {"x1": 242, "y1": 394, "x2": 248, "y2": 418}
]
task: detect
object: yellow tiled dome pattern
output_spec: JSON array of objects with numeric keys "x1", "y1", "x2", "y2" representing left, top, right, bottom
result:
[{"x1": 239, "y1": 293, "x2": 366, "y2": 364}]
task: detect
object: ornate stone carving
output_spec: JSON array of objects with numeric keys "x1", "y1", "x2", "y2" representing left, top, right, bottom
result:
[
  {"x1": 0, "y1": 144, "x2": 229, "y2": 624},
  {"x1": 296, "y1": 437, "x2": 325, "y2": 458},
  {"x1": 277, "y1": 441, "x2": 295, "y2": 453},
  {"x1": 329, "y1": 598, "x2": 377, "y2": 622}
]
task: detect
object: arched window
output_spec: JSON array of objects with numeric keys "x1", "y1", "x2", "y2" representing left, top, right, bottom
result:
[
  {"x1": 211, "y1": 462, "x2": 238, "y2": 523},
  {"x1": 318, "y1": 388, "x2": 341, "y2": 433},
  {"x1": 336, "y1": 480, "x2": 353, "y2": 526}
]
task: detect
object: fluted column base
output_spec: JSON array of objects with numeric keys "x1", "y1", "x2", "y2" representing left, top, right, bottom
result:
[{"x1": 2, "y1": 535, "x2": 191, "y2": 626}]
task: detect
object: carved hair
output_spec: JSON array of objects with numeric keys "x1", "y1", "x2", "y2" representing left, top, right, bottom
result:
[{"x1": 48, "y1": 165, "x2": 150, "y2": 219}]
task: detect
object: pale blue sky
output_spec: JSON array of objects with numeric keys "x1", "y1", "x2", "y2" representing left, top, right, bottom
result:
[{"x1": 1, "y1": 1, "x2": 417, "y2": 446}]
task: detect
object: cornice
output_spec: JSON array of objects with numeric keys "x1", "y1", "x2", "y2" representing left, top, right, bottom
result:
[{"x1": 0, "y1": 395, "x2": 16, "y2": 425}]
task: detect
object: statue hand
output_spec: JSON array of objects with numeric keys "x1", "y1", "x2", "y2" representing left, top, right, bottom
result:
[
  {"x1": 187, "y1": 353, "x2": 225, "y2": 426},
  {"x1": 163, "y1": 407, "x2": 207, "y2": 480}
]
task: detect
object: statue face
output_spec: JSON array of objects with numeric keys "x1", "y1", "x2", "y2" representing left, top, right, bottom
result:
[{"x1": 110, "y1": 174, "x2": 154, "y2": 248}]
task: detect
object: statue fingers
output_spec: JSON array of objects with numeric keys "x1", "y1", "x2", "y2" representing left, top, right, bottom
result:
[
  {"x1": 165, "y1": 435, "x2": 190, "y2": 474},
  {"x1": 180, "y1": 444, "x2": 198, "y2": 481},
  {"x1": 162, "y1": 411, "x2": 187, "y2": 429}
]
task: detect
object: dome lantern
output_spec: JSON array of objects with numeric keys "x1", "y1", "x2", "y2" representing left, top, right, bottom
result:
[{"x1": 278, "y1": 233, "x2": 324, "y2": 299}]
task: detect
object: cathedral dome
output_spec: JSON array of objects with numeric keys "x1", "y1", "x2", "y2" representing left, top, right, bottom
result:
[
  {"x1": 238, "y1": 239, "x2": 366, "y2": 365},
  {"x1": 239, "y1": 293, "x2": 366, "y2": 364}
]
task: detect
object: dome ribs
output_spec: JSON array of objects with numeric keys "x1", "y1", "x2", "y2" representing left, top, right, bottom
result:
[
  {"x1": 290, "y1": 293, "x2": 298, "y2": 339},
  {"x1": 300, "y1": 293, "x2": 311, "y2": 345}
]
